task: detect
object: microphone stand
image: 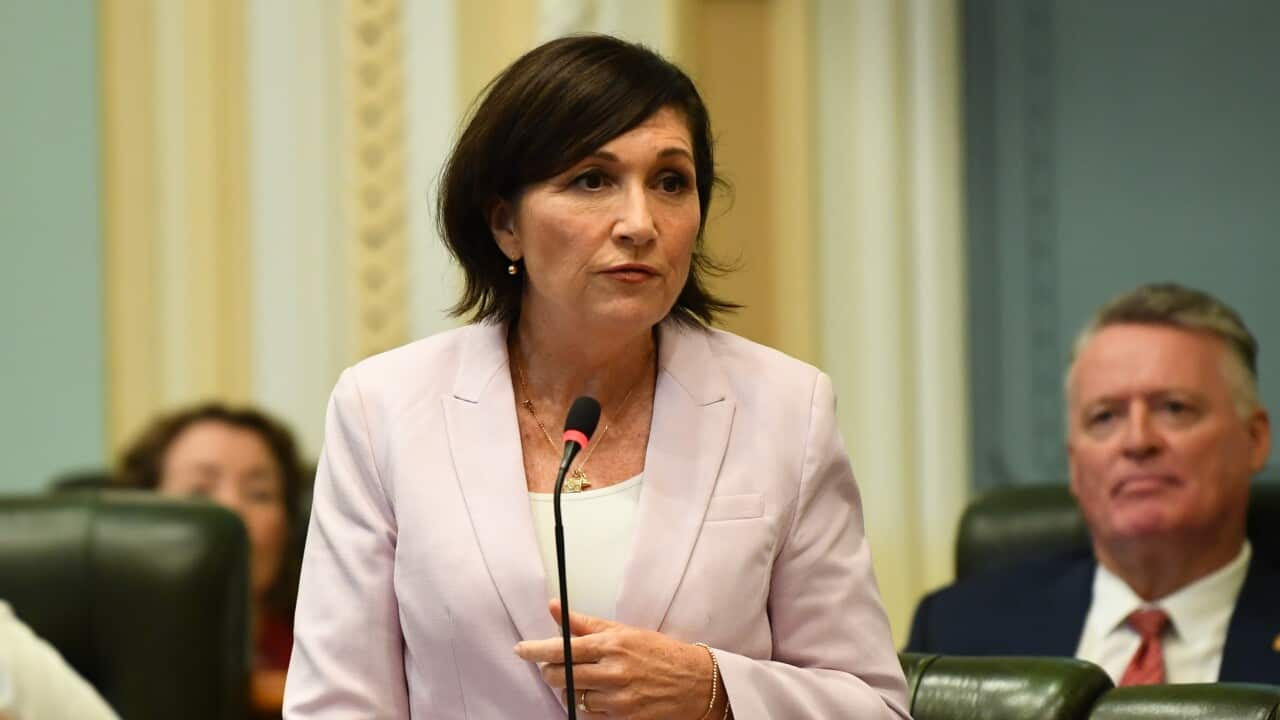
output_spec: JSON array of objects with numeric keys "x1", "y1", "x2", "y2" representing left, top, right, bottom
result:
[{"x1": 554, "y1": 442, "x2": 582, "y2": 719}]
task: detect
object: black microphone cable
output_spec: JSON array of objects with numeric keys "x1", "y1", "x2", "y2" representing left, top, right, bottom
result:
[{"x1": 555, "y1": 396, "x2": 600, "y2": 719}]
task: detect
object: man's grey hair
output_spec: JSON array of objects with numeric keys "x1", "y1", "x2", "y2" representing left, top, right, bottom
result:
[{"x1": 1066, "y1": 283, "x2": 1261, "y2": 416}]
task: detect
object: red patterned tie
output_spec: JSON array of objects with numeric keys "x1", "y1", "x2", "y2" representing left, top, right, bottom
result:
[{"x1": 1120, "y1": 608, "x2": 1171, "y2": 686}]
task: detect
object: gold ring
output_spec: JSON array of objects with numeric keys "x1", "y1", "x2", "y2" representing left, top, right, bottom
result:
[{"x1": 578, "y1": 689, "x2": 592, "y2": 713}]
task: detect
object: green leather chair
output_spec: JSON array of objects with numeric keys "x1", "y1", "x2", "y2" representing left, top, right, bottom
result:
[
  {"x1": 1090, "y1": 683, "x2": 1280, "y2": 720},
  {"x1": 901, "y1": 652, "x2": 1114, "y2": 720},
  {"x1": 956, "y1": 484, "x2": 1280, "y2": 580},
  {"x1": 900, "y1": 651, "x2": 939, "y2": 708},
  {"x1": 0, "y1": 492, "x2": 250, "y2": 720}
]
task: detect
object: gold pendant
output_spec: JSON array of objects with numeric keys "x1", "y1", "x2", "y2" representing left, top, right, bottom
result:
[{"x1": 565, "y1": 468, "x2": 591, "y2": 493}]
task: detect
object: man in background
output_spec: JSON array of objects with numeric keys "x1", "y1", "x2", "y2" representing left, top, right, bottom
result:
[{"x1": 907, "y1": 283, "x2": 1279, "y2": 684}]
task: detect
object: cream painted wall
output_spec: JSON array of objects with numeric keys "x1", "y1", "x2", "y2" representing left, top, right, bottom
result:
[
  {"x1": 816, "y1": 0, "x2": 969, "y2": 643},
  {"x1": 683, "y1": 0, "x2": 781, "y2": 349},
  {"x1": 538, "y1": 0, "x2": 679, "y2": 50},
  {"x1": 406, "y1": 0, "x2": 463, "y2": 339},
  {"x1": 101, "y1": 0, "x2": 253, "y2": 455},
  {"x1": 457, "y1": 0, "x2": 537, "y2": 115},
  {"x1": 246, "y1": 0, "x2": 352, "y2": 459}
]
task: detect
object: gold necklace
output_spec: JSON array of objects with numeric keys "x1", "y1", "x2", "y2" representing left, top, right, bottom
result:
[{"x1": 512, "y1": 346, "x2": 651, "y2": 492}]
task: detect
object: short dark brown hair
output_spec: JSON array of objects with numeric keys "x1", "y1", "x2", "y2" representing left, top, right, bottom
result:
[
  {"x1": 118, "y1": 403, "x2": 308, "y2": 616},
  {"x1": 437, "y1": 33, "x2": 736, "y2": 326}
]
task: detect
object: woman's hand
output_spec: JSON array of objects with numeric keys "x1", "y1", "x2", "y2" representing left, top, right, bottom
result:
[{"x1": 514, "y1": 600, "x2": 726, "y2": 719}]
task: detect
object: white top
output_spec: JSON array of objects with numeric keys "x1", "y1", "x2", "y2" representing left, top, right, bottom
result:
[
  {"x1": 1075, "y1": 542, "x2": 1251, "y2": 684},
  {"x1": 529, "y1": 474, "x2": 644, "y2": 620},
  {"x1": 0, "y1": 601, "x2": 120, "y2": 720}
]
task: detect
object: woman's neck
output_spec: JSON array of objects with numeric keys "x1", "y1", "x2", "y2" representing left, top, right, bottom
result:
[{"x1": 510, "y1": 315, "x2": 657, "y2": 413}]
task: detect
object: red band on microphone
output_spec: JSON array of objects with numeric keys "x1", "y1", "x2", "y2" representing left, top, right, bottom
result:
[{"x1": 562, "y1": 429, "x2": 589, "y2": 448}]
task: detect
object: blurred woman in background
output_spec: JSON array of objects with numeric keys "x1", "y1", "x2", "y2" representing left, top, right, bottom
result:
[{"x1": 119, "y1": 403, "x2": 307, "y2": 715}]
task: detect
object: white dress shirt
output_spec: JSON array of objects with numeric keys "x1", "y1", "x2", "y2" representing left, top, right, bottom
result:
[
  {"x1": 1075, "y1": 542, "x2": 1251, "y2": 684},
  {"x1": 0, "y1": 601, "x2": 120, "y2": 720},
  {"x1": 529, "y1": 474, "x2": 644, "y2": 620}
]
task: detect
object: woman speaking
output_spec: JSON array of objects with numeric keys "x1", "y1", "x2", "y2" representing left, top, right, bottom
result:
[{"x1": 284, "y1": 34, "x2": 909, "y2": 719}]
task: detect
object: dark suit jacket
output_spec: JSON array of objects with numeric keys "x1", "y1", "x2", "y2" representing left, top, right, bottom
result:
[{"x1": 906, "y1": 549, "x2": 1280, "y2": 683}]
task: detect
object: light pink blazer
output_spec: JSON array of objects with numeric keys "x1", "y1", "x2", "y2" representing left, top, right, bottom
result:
[{"x1": 283, "y1": 321, "x2": 910, "y2": 719}]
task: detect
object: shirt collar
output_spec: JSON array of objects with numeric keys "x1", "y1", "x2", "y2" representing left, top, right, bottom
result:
[{"x1": 1092, "y1": 541, "x2": 1251, "y2": 639}]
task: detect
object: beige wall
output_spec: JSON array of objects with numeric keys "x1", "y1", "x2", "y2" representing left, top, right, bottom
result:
[
  {"x1": 101, "y1": 0, "x2": 252, "y2": 454},
  {"x1": 684, "y1": 0, "x2": 780, "y2": 350},
  {"x1": 682, "y1": 0, "x2": 816, "y2": 363},
  {"x1": 456, "y1": 0, "x2": 537, "y2": 117}
]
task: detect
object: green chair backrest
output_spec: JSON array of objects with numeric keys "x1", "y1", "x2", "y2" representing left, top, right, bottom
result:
[
  {"x1": 0, "y1": 491, "x2": 250, "y2": 720},
  {"x1": 900, "y1": 653, "x2": 1280, "y2": 719},
  {"x1": 956, "y1": 484, "x2": 1280, "y2": 579},
  {"x1": 909, "y1": 655, "x2": 1113, "y2": 720},
  {"x1": 1090, "y1": 683, "x2": 1280, "y2": 720},
  {"x1": 900, "y1": 652, "x2": 940, "y2": 708}
]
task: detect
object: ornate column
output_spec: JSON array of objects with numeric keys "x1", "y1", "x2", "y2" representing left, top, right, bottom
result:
[{"x1": 345, "y1": 0, "x2": 410, "y2": 358}]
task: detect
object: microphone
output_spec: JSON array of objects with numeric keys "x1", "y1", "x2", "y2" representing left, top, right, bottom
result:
[{"x1": 555, "y1": 396, "x2": 600, "y2": 719}]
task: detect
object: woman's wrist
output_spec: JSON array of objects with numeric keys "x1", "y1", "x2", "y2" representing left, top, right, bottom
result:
[
  {"x1": 692, "y1": 642, "x2": 718, "y2": 718},
  {"x1": 693, "y1": 642, "x2": 731, "y2": 720}
]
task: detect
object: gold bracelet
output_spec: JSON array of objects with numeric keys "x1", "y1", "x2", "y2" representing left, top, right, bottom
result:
[{"x1": 694, "y1": 642, "x2": 718, "y2": 719}]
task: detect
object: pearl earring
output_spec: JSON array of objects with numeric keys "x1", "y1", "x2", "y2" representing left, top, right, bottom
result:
[{"x1": 508, "y1": 262, "x2": 519, "y2": 276}]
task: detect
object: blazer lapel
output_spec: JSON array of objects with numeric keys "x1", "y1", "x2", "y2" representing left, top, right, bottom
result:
[
  {"x1": 978, "y1": 551, "x2": 1092, "y2": 656},
  {"x1": 442, "y1": 324, "x2": 559, "y2": 643},
  {"x1": 1038, "y1": 552, "x2": 1095, "y2": 656},
  {"x1": 615, "y1": 323, "x2": 734, "y2": 631},
  {"x1": 1219, "y1": 553, "x2": 1280, "y2": 682}
]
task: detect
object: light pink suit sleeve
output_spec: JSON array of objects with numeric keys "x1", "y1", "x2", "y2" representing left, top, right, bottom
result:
[
  {"x1": 714, "y1": 373, "x2": 912, "y2": 719},
  {"x1": 283, "y1": 370, "x2": 411, "y2": 719}
]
